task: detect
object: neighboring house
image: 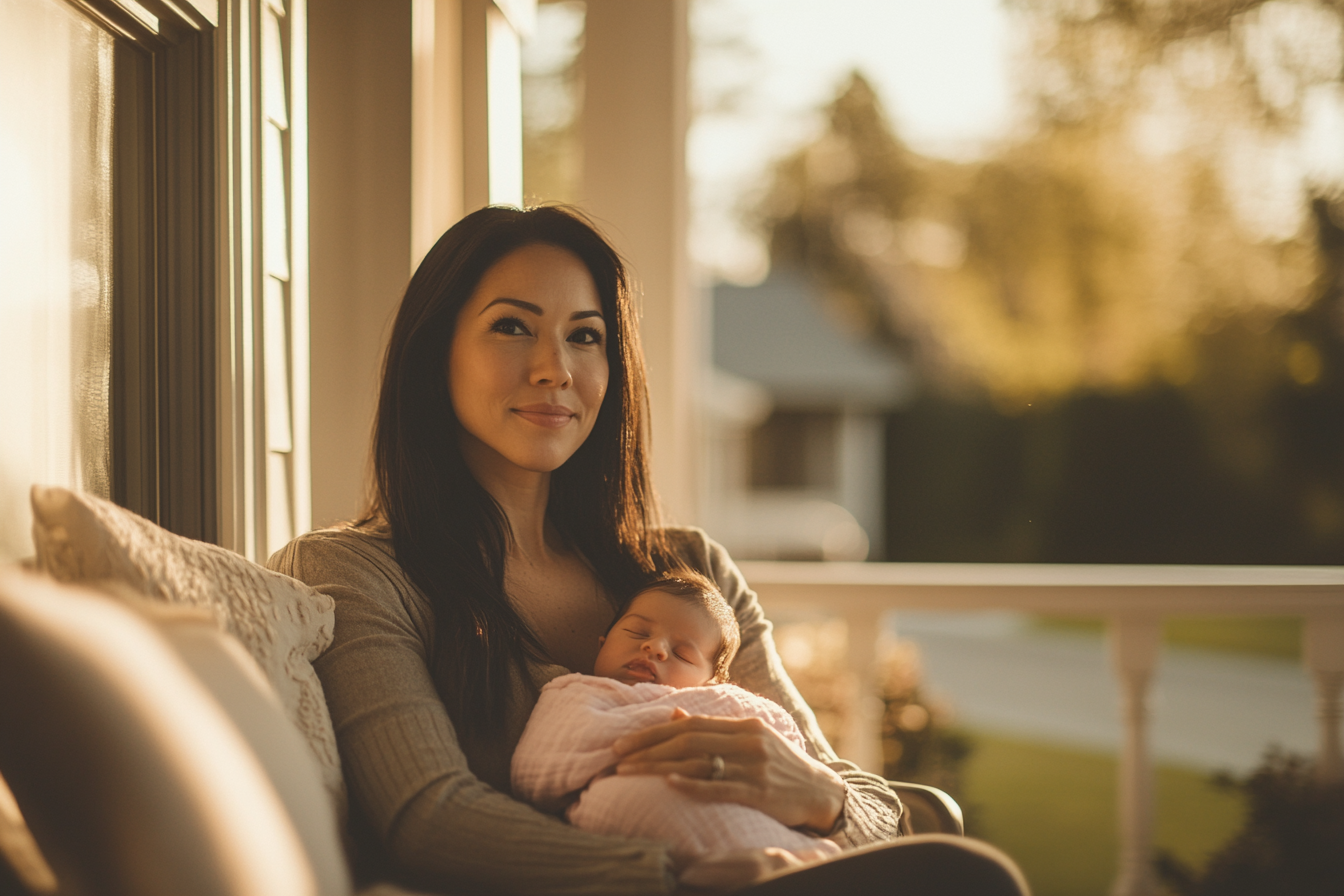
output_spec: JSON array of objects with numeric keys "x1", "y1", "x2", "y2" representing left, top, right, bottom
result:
[{"x1": 705, "y1": 266, "x2": 912, "y2": 561}]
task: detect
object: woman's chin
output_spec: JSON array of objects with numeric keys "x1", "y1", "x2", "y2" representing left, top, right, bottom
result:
[
  {"x1": 512, "y1": 448, "x2": 580, "y2": 475},
  {"x1": 458, "y1": 432, "x2": 584, "y2": 481}
]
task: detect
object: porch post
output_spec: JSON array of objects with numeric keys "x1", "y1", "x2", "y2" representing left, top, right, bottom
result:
[
  {"x1": 842, "y1": 607, "x2": 885, "y2": 773},
  {"x1": 1304, "y1": 611, "x2": 1344, "y2": 783},
  {"x1": 1109, "y1": 614, "x2": 1161, "y2": 896},
  {"x1": 580, "y1": 0, "x2": 696, "y2": 525}
]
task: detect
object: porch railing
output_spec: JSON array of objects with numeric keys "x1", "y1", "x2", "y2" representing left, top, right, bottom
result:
[{"x1": 739, "y1": 561, "x2": 1344, "y2": 896}]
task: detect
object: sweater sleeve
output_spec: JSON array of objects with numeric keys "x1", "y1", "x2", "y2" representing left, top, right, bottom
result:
[
  {"x1": 268, "y1": 532, "x2": 676, "y2": 896},
  {"x1": 669, "y1": 528, "x2": 904, "y2": 848}
]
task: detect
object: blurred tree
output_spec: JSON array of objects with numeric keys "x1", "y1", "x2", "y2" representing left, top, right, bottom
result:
[
  {"x1": 757, "y1": 73, "x2": 920, "y2": 352},
  {"x1": 1008, "y1": 0, "x2": 1344, "y2": 132},
  {"x1": 751, "y1": 48, "x2": 1343, "y2": 562},
  {"x1": 757, "y1": 71, "x2": 1318, "y2": 407}
]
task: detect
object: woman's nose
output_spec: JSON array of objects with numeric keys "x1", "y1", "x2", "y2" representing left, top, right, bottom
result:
[{"x1": 529, "y1": 338, "x2": 571, "y2": 388}]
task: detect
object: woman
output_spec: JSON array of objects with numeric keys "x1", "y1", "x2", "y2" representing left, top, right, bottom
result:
[{"x1": 269, "y1": 206, "x2": 1027, "y2": 895}]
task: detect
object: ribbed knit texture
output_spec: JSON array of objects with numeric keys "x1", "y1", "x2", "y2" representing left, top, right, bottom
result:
[{"x1": 268, "y1": 526, "x2": 901, "y2": 895}]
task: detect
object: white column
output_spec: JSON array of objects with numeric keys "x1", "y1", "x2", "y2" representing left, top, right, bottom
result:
[
  {"x1": 842, "y1": 606, "x2": 885, "y2": 774},
  {"x1": 836, "y1": 411, "x2": 886, "y2": 560},
  {"x1": 1304, "y1": 610, "x2": 1344, "y2": 784},
  {"x1": 1109, "y1": 615, "x2": 1161, "y2": 896},
  {"x1": 580, "y1": 0, "x2": 696, "y2": 525},
  {"x1": 459, "y1": 0, "x2": 489, "y2": 214},
  {"x1": 411, "y1": 0, "x2": 465, "y2": 268},
  {"x1": 456, "y1": 0, "x2": 528, "y2": 217},
  {"x1": 485, "y1": 4, "x2": 522, "y2": 206},
  {"x1": 307, "y1": 0, "x2": 414, "y2": 530}
]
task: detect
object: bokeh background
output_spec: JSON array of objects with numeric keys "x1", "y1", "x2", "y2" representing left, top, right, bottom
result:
[{"x1": 520, "y1": 3, "x2": 1344, "y2": 893}]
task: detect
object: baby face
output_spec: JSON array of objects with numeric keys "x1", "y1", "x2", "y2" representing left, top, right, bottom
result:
[{"x1": 593, "y1": 589, "x2": 722, "y2": 688}]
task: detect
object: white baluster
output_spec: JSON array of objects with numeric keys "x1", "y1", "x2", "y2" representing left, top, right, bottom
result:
[
  {"x1": 1303, "y1": 611, "x2": 1344, "y2": 784},
  {"x1": 1109, "y1": 615, "x2": 1161, "y2": 896},
  {"x1": 843, "y1": 606, "x2": 885, "y2": 774}
]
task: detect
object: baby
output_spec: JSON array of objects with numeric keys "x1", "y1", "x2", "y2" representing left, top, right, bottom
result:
[
  {"x1": 592, "y1": 571, "x2": 740, "y2": 690},
  {"x1": 510, "y1": 572, "x2": 841, "y2": 865}
]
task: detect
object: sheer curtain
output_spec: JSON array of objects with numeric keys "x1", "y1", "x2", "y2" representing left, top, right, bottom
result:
[{"x1": 0, "y1": 0, "x2": 113, "y2": 560}]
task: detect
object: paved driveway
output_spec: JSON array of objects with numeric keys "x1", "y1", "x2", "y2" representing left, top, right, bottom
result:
[{"x1": 889, "y1": 611, "x2": 1317, "y2": 773}]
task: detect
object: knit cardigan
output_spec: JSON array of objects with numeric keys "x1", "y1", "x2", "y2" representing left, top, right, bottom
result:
[{"x1": 268, "y1": 525, "x2": 901, "y2": 895}]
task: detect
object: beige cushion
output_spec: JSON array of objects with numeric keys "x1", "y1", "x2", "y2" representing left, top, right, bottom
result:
[
  {"x1": 0, "y1": 567, "x2": 352, "y2": 896},
  {"x1": 29, "y1": 485, "x2": 345, "y2": 816}
]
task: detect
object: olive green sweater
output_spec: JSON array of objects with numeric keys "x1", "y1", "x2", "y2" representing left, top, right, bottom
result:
[{"x1": 268, "y1": 526, "x2": 901, "y2": 895}]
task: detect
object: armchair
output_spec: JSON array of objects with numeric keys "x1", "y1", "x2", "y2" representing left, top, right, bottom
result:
[
  {"x1": 0, "y1": 487, "x2": 965, "y2": 896},
  {"x1": 890, "y1": 782, "x2": 965, "y2": 837}
]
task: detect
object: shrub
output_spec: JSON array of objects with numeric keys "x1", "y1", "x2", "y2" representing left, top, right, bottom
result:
[
  {"x1": 1155, "y1": 750, "x2": 1344, "y2": 896},
  {"x1": 876, "y1": 638, "x2": 974, "y2": 803}
]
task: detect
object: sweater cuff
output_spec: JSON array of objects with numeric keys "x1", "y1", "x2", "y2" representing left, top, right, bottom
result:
[
  {"x1": 827, "y1": 767, "x2": 902, "y2": 848},
  {"x1": 817, "y1": 781, "x2": 850, "y2": 839}
]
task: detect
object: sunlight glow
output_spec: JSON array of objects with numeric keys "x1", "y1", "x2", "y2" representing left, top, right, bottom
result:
[{"x1": 0, "y1": 0, "x2": 113, "y2": 561}]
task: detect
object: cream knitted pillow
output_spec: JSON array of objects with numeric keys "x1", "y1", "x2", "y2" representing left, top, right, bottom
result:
[{"x1": 28, "y1": 485, "x2": 345, "y2": 816}]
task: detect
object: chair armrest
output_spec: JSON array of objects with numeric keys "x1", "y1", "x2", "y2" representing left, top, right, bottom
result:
[{"x1": 888, "y1": 781, "x2": 965, "y2": 836}]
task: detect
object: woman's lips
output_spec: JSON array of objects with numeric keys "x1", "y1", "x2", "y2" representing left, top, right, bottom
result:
[{"x1": 512, "y1": 404, "x2": 574, "y2": 428}]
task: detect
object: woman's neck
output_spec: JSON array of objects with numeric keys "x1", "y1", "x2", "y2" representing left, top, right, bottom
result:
[{"x1": 459, "y1": 438, "x2": 558, "y2": 562}]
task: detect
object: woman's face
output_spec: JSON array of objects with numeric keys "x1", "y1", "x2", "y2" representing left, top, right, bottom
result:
[{"x1": 448, "y1": 243, "x2": 609, "y2": 481}]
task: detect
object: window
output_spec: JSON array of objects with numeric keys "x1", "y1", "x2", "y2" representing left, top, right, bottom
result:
[
  {"x1": 749, "y1": 410, "x2": 837, "y2": 491},
  {"x1": 0, "y1": 0, "x2": 217, "y2": 561}
]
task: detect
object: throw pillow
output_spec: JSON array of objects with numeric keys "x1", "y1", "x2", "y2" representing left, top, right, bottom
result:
[{"x1": 29, "y1": 485, "x2": 344, "y2": 815}]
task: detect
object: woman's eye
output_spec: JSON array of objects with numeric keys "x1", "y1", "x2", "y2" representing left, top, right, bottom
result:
[
  {"x1": 489, "y1": 316, "x2": 530, "y2": 336},
  {"x1": 569, "y1": 326, "x2": 603, "y2": 346}
]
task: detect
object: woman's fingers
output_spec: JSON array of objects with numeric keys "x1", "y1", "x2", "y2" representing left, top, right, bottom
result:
[
  {"x1": 615, "y1": 729, "x2": 759, "y2": 770},
  {"x1": 615, "y1": 711, "x2": 847, "y2": 832},
  {"x1": 612, "y1": 714, "x2": 761, "y2": 757},
  {"x1": 665, "y1": 774, "x2": 760, "y2": 807},
  {"x1": 615, "y1": 756, "x2": 718, "y2": 779}
]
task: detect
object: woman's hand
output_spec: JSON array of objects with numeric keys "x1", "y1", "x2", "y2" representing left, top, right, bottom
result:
[{"x1": 612, "y1": 708, "x2": 846, "y2": 832}]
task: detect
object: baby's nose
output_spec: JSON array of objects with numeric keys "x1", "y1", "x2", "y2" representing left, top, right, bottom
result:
[{"x1": 642, "y1": 640, "x2": 667, "y2": 659}]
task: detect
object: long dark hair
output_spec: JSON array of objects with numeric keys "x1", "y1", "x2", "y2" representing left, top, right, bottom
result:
[{"x1": 362, "y1": 205, "x2": 673, "y2": 741}]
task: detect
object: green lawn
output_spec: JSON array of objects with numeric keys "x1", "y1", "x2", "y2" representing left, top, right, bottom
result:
[
  {"x1": 1033, "y1": 616, "x2": 1302, "y2": 660},
  {"x1": 958, "y1": 732, "x2": 1245, "y2": 896}
]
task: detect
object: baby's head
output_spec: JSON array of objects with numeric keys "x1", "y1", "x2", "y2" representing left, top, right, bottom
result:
[{"x1": 592, "y1": 571, "x2": 740, "y2": 689}]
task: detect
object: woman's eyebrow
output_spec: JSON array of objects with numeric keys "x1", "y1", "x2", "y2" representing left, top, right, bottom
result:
[
  {"x1": 478, "y1": 298, "x2": 604, "y2": 322},
  {"x1": 479, "y1": 297, "x2": 542, "y2": 315}
]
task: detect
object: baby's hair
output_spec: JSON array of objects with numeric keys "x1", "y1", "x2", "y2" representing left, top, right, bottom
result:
[{"x1": 625, "y1": 570, "x2": 740, "y2": 684}]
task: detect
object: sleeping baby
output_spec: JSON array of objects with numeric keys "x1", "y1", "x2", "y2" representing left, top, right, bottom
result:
[{"x1": 510, "y1": 571, "x2": 841, "y2": 866}]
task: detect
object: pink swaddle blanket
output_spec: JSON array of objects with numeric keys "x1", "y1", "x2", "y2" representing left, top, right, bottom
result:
[{"x1": 511, "y1": 672, "x2": 842, "y2": 863}]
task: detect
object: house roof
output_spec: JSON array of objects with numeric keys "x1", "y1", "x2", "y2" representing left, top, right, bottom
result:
[{"x1": 712, "y1": 267, "x2": 912, "y2": 409}]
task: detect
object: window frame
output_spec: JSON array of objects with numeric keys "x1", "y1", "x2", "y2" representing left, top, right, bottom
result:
[{"x1": 75, "y1": 0, "x2": 221, "y2": 541}]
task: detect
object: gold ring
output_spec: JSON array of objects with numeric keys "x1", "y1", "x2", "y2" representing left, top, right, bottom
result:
[{"x1": 709, "y1": 754, "x2": 725, "y2": 781}]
